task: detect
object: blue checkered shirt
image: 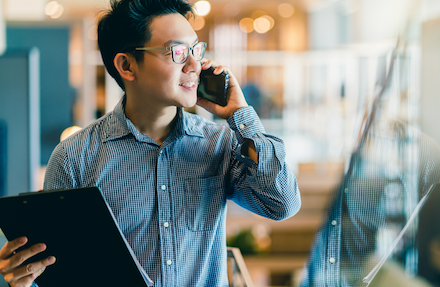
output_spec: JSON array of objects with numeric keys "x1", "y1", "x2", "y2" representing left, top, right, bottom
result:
[{"x1": 42, "y1": 96, "x2": 301, "y2": 287}]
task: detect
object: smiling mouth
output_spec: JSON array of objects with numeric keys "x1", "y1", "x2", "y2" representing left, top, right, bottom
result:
[{"x1": 179, "y1": 81, "x2": 197, "y2": 87}]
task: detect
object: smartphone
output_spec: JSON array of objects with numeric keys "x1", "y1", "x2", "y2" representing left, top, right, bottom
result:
[{"x1": 197, "y1": 66, "x2": 229, "y2": 107}]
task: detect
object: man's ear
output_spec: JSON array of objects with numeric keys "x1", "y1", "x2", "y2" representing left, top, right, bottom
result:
[{"x1": 114, "y1": 53, "x2": 136, "y2": 82}]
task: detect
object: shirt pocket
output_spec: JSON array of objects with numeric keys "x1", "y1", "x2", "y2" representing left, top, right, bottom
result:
[{"x1": 185, "y1": 175, "x2": 225, "y2": 231}]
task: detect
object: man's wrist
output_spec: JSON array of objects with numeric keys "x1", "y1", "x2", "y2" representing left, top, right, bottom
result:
[
  {"x1": 229, "y1": 105, "x2": 248, "y2": 117},
  {"x1": 227, "y1": 106, "x2": 265, "y2": 144}
]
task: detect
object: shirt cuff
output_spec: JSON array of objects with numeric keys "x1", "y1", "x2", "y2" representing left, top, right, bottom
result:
[{"x1": 227, "y1": 106, "x2": 265, "y2": 144}]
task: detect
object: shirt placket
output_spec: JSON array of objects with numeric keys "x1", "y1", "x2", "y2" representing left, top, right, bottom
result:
[
  {"x1": 326, "y1": 186, "x2": 343, "y2": 287},
  {"x1": 156, "y1": 147, "x2": 176, "y2": 286}
]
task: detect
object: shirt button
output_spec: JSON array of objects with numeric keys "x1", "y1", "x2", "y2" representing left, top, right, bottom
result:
[
  {"x1": 331, "y1": 220, "x2": 337, "y2": 226},
  {"x1": 167, "y1": 260, "x2": 172, "y2": 265},
  {"x1": 344, "y1": 188, "x2": 349, "y2": 193},
  {"x1": 161, "y1": 185, "x2": 167, "y2": 191},
  {"x1": 329, "y1": 257, "x2": 336, "y2": 264},
  {"x1": 159, "y1": 150, "x2": 163, "y2": 154},
  {"x1": 241, "y1": 155, "x2": 245, "y2": 159},
  {"x1": 239, "y1": 124, "x2": 245, "y2": 130},
  {"x1": 164, "y1": 222, "x2": 169, "y2": 228}
]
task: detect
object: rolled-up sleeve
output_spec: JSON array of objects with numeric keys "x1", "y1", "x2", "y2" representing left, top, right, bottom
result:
[{"x1": 226, "y1": 106, "x2": 301, "y2": 221}]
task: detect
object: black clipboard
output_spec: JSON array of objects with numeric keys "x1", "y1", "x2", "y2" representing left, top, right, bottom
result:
[{"x1": 0, "y1": 187, "x2": 153, "y2": 287}]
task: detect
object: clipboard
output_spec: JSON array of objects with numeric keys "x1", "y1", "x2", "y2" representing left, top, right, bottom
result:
[{"x1": 0, "y1": 187, "x2": 153, "y2": 287}]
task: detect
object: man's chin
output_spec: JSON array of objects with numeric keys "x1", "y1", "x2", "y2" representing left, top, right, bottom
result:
[{"x1": 180, "y1": 98, "x2": 198, "y2": 109}]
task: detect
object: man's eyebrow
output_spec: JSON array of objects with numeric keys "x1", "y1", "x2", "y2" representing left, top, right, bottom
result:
[{"x1": 163, "y1": 37, "x2": 199, "y2": 47}]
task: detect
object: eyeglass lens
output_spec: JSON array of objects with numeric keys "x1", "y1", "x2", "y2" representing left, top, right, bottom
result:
[{"x1": 172, "y1": 43, "x2": 205, "y2": 64}]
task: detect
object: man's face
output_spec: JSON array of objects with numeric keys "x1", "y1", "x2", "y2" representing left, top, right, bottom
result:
[{"x1": 133, "y1": 13, "x2": 201, "y2": 108}]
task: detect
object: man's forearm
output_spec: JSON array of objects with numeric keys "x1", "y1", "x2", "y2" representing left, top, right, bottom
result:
[{"x1": 243, "y1": 140, "x2": 258, "y2": 164}]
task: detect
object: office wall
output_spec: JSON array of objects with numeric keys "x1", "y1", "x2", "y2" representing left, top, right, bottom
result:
[
  {"x1": 0, "y1": 48, "x2": 40, "y2": 195},
  {"x1": 7, "y1": 26, "x2": 76, "y2": 165}
]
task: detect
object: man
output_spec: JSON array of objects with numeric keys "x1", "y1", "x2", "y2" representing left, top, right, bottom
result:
[{"x1": 0, "y1": 0, "x2": 301, "y2": 286}]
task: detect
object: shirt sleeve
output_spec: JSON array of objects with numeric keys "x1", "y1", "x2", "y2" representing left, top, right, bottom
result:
[
  {"x1": 226, "y1": 106, "x2": 301, "y2": 221},
  {"x1": 43, "y1": 142, "x2": 76, "y2": 190}
]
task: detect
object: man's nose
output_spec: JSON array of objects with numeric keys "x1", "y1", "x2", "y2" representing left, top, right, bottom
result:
[{"x1": 183, "y1": 52, "x2": 200, "y2": 74}]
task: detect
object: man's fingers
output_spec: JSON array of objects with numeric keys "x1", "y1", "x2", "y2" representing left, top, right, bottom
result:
[
  {"x1": 0, "y1": 237, "x2": 27, "y2": 260},
  {"x1": 196, "y1": 96, "x2": 216, "y2": 112},
  {"x1": 0, "y1": 239, "x2": 54, "y2": 287},
  {"x1": 8, "y1": 243, "x2": 47, "y2": 271},
  {"x1": 4, "y1": 273, "x2": 35, "y2": 287},
  {"x1": 4, "y1": 256, "x2": 55, "y2": 284},
  {"x1": 5, "y1": 267, "x2": 44, "y2": 287},
  {"x1": 32, "y1": 266, "x2": 46, "y2": 279}
]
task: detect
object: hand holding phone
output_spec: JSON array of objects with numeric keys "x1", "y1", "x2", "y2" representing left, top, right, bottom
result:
[{"x1": 197, "y1": 66, "x2": 229, "y2": 107}]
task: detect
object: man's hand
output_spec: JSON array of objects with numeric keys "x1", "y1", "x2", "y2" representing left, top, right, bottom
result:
[
  {"x1": 197, "y1": 60, "x2": 248, "y2": 119},
  {"x1": 0, "y1": 237, "x2": 56, "y2": 287}
]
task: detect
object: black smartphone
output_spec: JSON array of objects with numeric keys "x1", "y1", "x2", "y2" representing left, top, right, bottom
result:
[{"x1": 197, "y1": 66, "x2": 229, "y2": 107}]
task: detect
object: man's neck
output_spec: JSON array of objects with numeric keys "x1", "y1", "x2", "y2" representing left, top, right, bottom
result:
[{"x1": 124, "y1": 95, "x2": 178, "y2": 145}]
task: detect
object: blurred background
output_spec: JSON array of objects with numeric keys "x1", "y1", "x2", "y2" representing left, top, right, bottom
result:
[{"x1": 1, "y1": 0, "x2": 440, "y2": 286}]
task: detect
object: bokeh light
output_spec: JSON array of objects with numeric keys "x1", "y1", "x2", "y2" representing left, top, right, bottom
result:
[
  {"x1": 189, "y1": 16, "x2": 206, "y2": 31},
  {"x1": 194, "y1": 1, "x2": 211, "y2": 17},
  {"x1": 261, "y1": 15, "x2": 275, "y2": 31},
  {"x1": 239, "y1": 18, "x2": 254, "y2": 33},
  {"x1": 60, "y1": 126, "x2": 82, "y2": 142},
  {"x1": 45, "y1": 1, "x2": 64, "y2": 19},
  {"x1": 278, "y1": 3, "x2": 295, "y2": 18},
  {"x1": 254, "y1": 17, "x2": 271, "y2": 34}
]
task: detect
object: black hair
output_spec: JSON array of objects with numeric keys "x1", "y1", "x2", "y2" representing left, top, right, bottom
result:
[{"x1": 98, "y1": 0, "x2": 194, "y2": 90}]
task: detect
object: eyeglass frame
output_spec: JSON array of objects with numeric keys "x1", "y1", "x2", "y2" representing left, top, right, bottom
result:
[{"x1": 134, "y1": 42, "x2": 207, "y2": 64}]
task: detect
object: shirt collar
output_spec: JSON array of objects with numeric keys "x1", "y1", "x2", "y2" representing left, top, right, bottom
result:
[
  {"x1": 102, "y1": 95, "x2": 130, "y2": 143},
  {"x1": 175, "y1": 108, "x2": 204, "y2": 139},
  {"x1": 103, "y1": 95, "x2": 204, "y2": 143}
]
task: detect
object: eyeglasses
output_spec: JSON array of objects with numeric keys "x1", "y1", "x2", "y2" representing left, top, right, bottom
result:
[{"x1": 135, "y1": 42, "x2": 207, "y2": 64}]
